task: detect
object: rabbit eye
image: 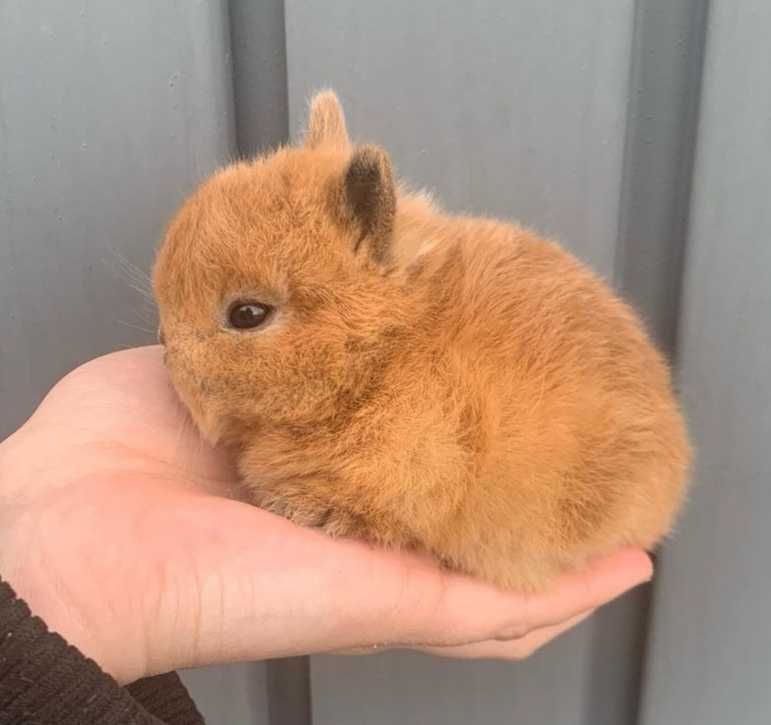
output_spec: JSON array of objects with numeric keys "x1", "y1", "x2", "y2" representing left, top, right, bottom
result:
[{"x1": 226, "y1": 301, "x2": 273, "y2": 330}]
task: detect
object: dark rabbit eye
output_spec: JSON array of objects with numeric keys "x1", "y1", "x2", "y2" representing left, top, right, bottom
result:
[{"x1": 226, "y1": 301, "x2": 273, "y2": 330}]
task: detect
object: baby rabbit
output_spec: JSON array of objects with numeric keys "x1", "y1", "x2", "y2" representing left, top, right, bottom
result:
[{"x1": 153, "y1": 90, "x2": 690, "y2": 591}]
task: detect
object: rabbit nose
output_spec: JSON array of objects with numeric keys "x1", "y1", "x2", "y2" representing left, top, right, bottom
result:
[{"x1": 157, "y1": 325, "x2": 166, "y2": 345}]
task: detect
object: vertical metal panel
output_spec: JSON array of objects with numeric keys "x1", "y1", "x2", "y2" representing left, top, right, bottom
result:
[
  {"x1": 594, "y1": 5, "x2": 712, "y2": 722},
  {"x1": 0, "y1": 0, "x2": 235, "y2": 438},
  {"x1": 266, "y1": 657, "x2": 312, "y2": 725},
  {"x1": 639, "y1": 2, "x2": 771, "y2": 723},
  {"x1": 282, "y1": 2, "x2": 658, "y2": 723},
  {"x1": 229, "y1": 0, "x2": 289, "y2": 157},
  {"x1": 614, "y1": 0, "x2": 710, "y2": 354},
  {"x1": 227, "y1": 4, "x2": 312, "y2": 723},
  {"x1": 0, "y1": 2, "x2": 268, "y2": 722},
  {"x1": 180, "y1": 663, "x2": 269, "y2": 725}
]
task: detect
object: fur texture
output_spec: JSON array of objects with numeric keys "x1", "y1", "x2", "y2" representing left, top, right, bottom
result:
[{"x1": 153, "y1": 90, "x2": 691, "y2": 591}]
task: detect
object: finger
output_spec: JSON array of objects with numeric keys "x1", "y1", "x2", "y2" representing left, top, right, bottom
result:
[
  {"x1": 493, "y1": 549, "x2": 652, "y2": 640},
  {"x1": 385, "y1": 547, "x2": 652, "y2": 646},
  {"x1": 328, "y1": 609, "x2": 595, "y2": 659},
  {"x1": 412, "y1": 608, "x2": 596, "y2": 660}
]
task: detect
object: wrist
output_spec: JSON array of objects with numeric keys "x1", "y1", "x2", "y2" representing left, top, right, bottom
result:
[{"x1": 0, "y1": 494, "x2": 148, "y2": 685}]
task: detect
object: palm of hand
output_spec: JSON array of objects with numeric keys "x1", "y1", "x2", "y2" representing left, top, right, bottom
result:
[{"x1": 0, "y1": 347, "x2": 651, "y2": 684}]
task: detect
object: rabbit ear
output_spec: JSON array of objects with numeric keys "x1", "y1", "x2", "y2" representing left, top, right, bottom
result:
[
  {"x1": 304, "y1": 90, "x2": 350, "y2": 149},
  {"x1": 336, "y1": 144, "x2": 396, "y2": 265}
]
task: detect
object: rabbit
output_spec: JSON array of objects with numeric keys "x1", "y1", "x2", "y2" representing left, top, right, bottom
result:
[{"x1": 152, "y1": 90, "x2": 691, "y2": 592}]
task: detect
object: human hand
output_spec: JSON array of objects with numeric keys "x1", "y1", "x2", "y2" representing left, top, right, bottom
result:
[{"x1": 0, "y1": 346, "x2": 652, "y2": 684}]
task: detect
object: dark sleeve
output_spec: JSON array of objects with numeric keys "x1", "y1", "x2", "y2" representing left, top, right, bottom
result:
[
  {"x1": 0, "y1": 578, "x2": 206, "y2": 725},
  {"x1": 126, "y1": 674, "x2": 206, "y2": 725}
]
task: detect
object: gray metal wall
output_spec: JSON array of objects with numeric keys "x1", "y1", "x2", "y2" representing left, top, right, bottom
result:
[
  {"x1": 639, "y1": 2, "x2": 771, "y2": 722},
  {"x1": 1, "y1": 1, "x2": 769, "y2": 724}
]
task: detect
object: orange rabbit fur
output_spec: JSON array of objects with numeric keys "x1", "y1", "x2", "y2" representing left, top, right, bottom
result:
[{"x1": 153, "y1": 90, "x2": 691, "y2": 591}]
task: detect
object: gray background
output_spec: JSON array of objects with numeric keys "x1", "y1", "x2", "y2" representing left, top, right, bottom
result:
[{"x1": 1, "y1": 1, "x2": 768, "y2": 724}]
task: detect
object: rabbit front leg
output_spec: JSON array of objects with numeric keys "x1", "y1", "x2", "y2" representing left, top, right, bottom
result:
[{"x1": 253, "y1": 487, "x2": 368, "y2": 539}]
